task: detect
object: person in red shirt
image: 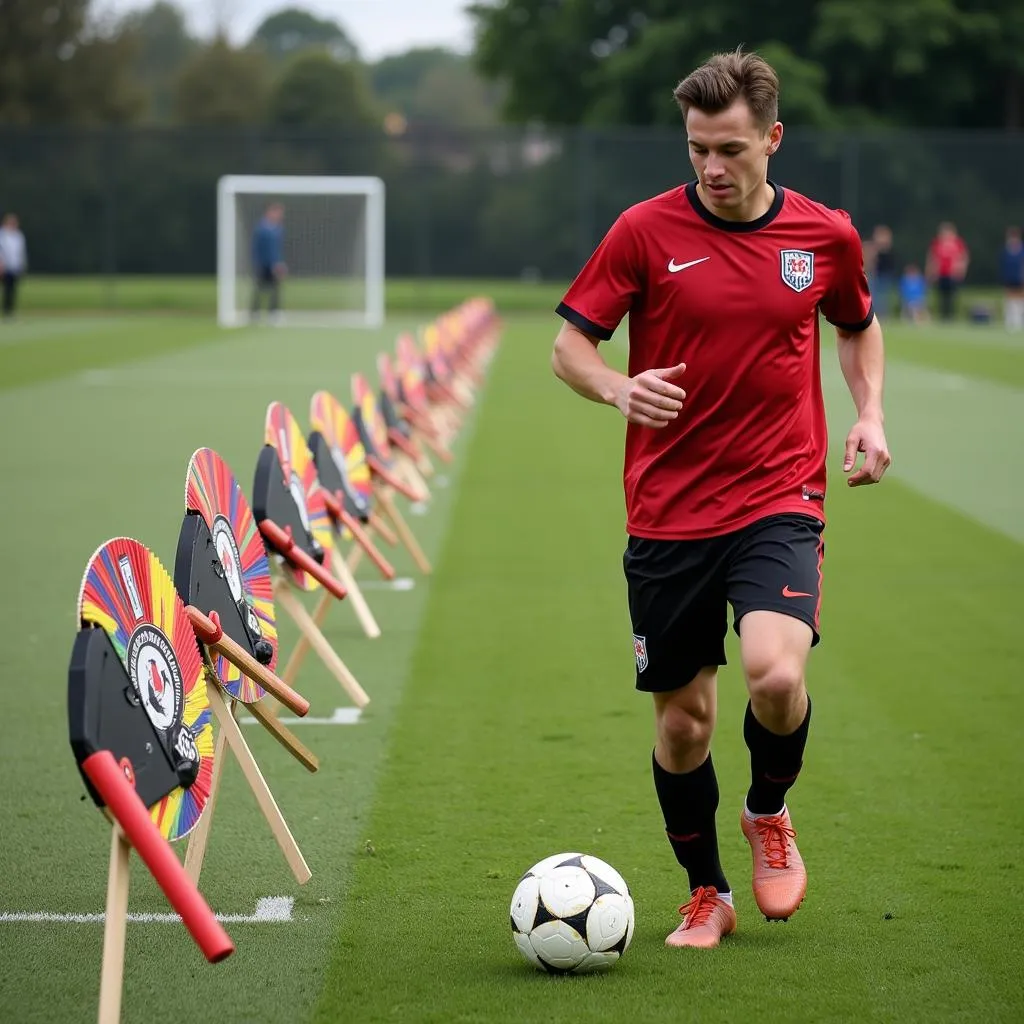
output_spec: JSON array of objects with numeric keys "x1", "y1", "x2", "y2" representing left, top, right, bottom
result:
[
  {"x1": 926, "y1": 222, "x2": 969, "y2": 321},
  {"x1": 552, "y1": 48, "x2": 892, "y2": 949}
]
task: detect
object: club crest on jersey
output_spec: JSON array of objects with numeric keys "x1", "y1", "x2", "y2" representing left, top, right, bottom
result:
[
  {"x1": 780, "y1": 249, "x2": 815, "y2": 292},
  {"x1": 633, "y1": 634, "x2": 648, "y2": 673}
]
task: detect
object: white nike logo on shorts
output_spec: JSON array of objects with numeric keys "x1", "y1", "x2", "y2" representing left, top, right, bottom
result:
[{"x1": 668, "y1": 257, "x2": 711, "y2": 273}]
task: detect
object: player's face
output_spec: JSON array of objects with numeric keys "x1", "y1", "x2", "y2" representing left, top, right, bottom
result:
[{"x1": 686, "y1": 100, "x2": 782, "y2": 221}]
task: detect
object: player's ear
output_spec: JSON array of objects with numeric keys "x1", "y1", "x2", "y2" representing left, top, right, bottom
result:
[{"x1": 767, "y1": 121, "x2": 783, "y2": 155}]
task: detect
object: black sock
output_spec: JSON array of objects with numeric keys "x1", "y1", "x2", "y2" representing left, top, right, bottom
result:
[
  {"x1": 652, "y1": 750, "x2": 729, "y2": 893},
  {"x1": 744, "y1": 697, "x2": 812, "y2": 815}
]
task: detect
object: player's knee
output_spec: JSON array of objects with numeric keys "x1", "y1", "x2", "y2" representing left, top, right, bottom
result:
[
  {"x1": 745, "y1": 657, "x2": 805, "y2": 710},
  {"x1": 657, "y1": 701, "x2": 714, "y2": 757}
]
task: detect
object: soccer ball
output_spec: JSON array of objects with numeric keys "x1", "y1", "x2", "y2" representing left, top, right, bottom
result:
[{"x1": 509, "y1": 852, "x2": 635, "y2": 974}]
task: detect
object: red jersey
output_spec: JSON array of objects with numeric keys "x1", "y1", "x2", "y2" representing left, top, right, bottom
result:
[
  {"x1": 928, "y1": 235, "x2": 968, "y2": 278},
  {"x1": 557, "y1": 181, "x2": 873, "y2": 540}
]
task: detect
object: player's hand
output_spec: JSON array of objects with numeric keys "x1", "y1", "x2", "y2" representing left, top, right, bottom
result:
[
  {"x1": 275, "y1": 262, "x2": 288, "y2": 279},
  {"x1": 843, "y1": 417, "x2": 891, "y2": 486},
  {"x1": 614, "y1": 362, "x2": 686, "y2": 429}
]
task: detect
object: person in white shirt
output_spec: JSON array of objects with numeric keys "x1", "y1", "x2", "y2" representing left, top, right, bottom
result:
[{"x1": 0, "y1": 213, "x2": 28, "y2": 319}]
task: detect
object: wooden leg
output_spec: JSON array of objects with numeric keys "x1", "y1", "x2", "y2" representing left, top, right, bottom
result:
[
  {"x1": 415, "y1": 445, "x2": 435, "y2": 477},
  {"x1": 377, "y1": 487, "x2": 432, "y2": 575},
  {"x1": 417, "y1": 427, "x2": 453, "y2": 463},
  {"x1": 206, "y1": 678, "x2": 312, "y2": 884},
  {"x1": 346, "y1": 540, "x2": 364, "y2": 574},
  {"x1": 247, "y1": 698, "x2": 320, "y2": 772},
  {"x1": 97, "y1": 827, "x2": 131, "y2": 1024},
  {"x1": 368, "y1": 512, "x2": 399, "y2": 547},
  {"x1": 280, "y1": 589, "x2": 332, "y2": 688},
  {"x1": 396, "y1": 455, "x2": 431, "y2": 503},
  {"x1": 183, "y1": 696, "x2": 229, "y2": 885},
  {"x1": 329, "y1": 547, "x2": 381, "y2": 638},
  {"x1": 274, "y1": 579, "x2": 370, "y2": 708}
]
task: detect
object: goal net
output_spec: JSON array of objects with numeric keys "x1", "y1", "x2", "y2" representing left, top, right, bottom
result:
[{"x1": 217, "y1": 175, "x2": 385, "y2": 328}]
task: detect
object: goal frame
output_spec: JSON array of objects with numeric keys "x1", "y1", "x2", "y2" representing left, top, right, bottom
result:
[{"x1": 216, "y1": 174, "x2": 385, "y2": 329}]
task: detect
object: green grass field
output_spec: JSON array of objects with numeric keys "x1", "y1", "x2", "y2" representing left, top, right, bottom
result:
[{"x1": 0, "y1": 283, "x2": 1022, "y2": 1024}]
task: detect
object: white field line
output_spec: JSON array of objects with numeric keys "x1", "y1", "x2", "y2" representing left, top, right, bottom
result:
[
  {"x1": 358, "y1": 577, "x2": 415, "y2": 591},
  {"x1": 0, "y1": 896, "x2": 294, "y2": 924},
  {"x1": 239, "y1": 707, "x2": 362, "y2": 726}
]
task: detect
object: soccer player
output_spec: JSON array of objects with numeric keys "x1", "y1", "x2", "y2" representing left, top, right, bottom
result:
[
  {"x1": 0, "y1": 212, "x2": 28, "y2": 320},
  {"x1": 551, "y1": 49, "x2": 891, "y2": 949},
  {"x1": 250, "y1": 202, "x2": 286, "y2": 321}
]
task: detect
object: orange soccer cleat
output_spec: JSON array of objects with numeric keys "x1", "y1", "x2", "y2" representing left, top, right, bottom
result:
[
  {"x1": 740, "y1": 807, "x2": 807, "y2": 921},
  {"x1": 665, "y1": 886, "x2": 737, "y2": 949}
]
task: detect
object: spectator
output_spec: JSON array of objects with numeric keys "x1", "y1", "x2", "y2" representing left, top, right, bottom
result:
[
  {"x1": 999, "y1": 226, "x2": 1024, "y2": 331},
  {"x1": 926, "y1": 221, "x2": 969, "y2": 322},
  {"x1": 0, "y1": 213, "x2": 27, "y2": 320},
  {"x1": 867, "y1": 225, "x2": 895, "y2": 319},
  {"x1": 899, "y1": 263, "x2": 928, "y2": 324},
  {"x1": 250, "y1": 202, "x2": 286, "y2": 321}
]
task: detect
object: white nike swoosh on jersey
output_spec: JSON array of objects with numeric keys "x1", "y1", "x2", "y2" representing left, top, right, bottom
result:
[{"x1": 667, "y1": 257, "x2": 711, "y2": 273}]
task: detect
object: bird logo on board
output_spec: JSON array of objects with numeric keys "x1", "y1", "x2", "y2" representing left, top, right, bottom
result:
[
  {"x1": 126, "y1": 624, "x2": 184, "y2": 734},
  {"x1": 780, "y1": 249, "x2": 815, "y2": 292},
  {"x1": 633, "y1": 634, "x2": 649, "y2": 673},
  {"x1": 212, "y1": 515, "x2": 244, "y2": 603}
]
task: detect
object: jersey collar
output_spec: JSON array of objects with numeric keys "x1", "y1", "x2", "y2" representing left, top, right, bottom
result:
[{"x1": 684, "y1": 180, "x2": 785, "y2": 233}]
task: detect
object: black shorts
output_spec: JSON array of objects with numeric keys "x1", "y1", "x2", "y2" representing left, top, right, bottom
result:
[{"x1": 624, "y1": 513, "x2": 824, "y2": 693}]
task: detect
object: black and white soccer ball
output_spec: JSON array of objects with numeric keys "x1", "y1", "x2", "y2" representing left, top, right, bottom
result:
[{"x1": 510, "y1": 852, "x2": 635, "y2": 974}]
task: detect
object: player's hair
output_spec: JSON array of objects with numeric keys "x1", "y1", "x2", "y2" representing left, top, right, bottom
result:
[{"x1": 673, "y1": 48, "x2": 779, "y2": 133}]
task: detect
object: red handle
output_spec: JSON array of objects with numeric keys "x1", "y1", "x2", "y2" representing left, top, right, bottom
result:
[
  {"x1": 428, "y1": 379, "x2": 469, "y2": 411},
  {"x1": 339, "y1": 508, "x2": 396, "y2": 579},
  {"x1": 185, "y1": 607, "x2": 310, "y2": 716},
  {"x1": 367, "y1": 455, "x2": 424, "y2": 503},
  {"x1": 322, "y1": 490, "x2": 343, "y2": 520},
  {"x1": 387, "y1": 428, "x2": 423, "y2": 463},
  {"x1": 81, "y1": 751, "x2": 235, "y2": 963},
  {"x1": 258, "y1": 519, "x2": 347, "y2": 600},
  {"x1": 404, "y1": 406, "x2": 442, "y2": 441}
]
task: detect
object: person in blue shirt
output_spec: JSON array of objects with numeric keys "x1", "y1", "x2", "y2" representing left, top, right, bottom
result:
[
  {"x1": 899, "y1": 263, "x2": 928, "y2": 324},
  {"x1": 1000, "y1": 226, "x2": 1024, "y2": 331},
  {"x1": 250, "y1": 202, "x2": 286, "y2": 319}
]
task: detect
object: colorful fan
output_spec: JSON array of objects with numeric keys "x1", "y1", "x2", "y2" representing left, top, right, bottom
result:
[
  {"x1": 382, "y1": 348, "x2": 452, "y2": 465},
  {"x1": 351, "y1": 372, "x2": 392, "y2": 462},
  {"x1": 422, "y1": 324, "x2": 450, "y2": 384},
  {"x1": 183, "y1": 447, "x2": 277, "y2": 703},
  {"x1": 310, "y1": 390, "x2": 373, "y2": 519},
  {"x1": 77, "y1": 537, "x2": 214, "y2": 842},
  {"x1": 264, "y1": 401, "x2": 336, "y2": 592},
  {"x1": 378, "y1": 352, "x2": 403, "y2": 409},
  {"x1": 397, "y1": 333, "x2": 429, "y2": 411}
]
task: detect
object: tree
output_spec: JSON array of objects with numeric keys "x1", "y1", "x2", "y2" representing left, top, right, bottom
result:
[
  {"x1": 118, "y1": 1, "x2": 197, "y2": 122},
  {"x1": 0, "y1": 0, "x2": 144, "y2": 124},
  {"x1": 268, "y1": 51, "x2": 380, "y2": 128},
  {"x1": 250, "y1": 7, "x2": 358, "y2": 62},
  {"x1": 171, "y1": 37, "x2": 270, "y2": 124},
  {"x1": 370, "y1": 48, "x2": 501, "y2": 126},
  {"x1": 468, "y1": 0, "x2": 1024, "y2": 130}
]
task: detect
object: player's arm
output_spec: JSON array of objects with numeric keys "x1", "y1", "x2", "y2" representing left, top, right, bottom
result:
[
  {"x1": 552, "y1": 212, "x2": 685, "y2": 429},
  {"x1": 552, "y1": 322, "x2": 686, "y2": 429},
  {"x1": 835, "y1": 316, "x2": 891, "y2": 486}
]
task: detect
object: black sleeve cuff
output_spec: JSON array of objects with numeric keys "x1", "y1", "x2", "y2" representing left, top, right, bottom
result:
[
  {"x1": 555, "y1": 302, "x2": 615, "y2": 341},
  {"x1": 826, "y1": 303, "x2": 875, "y2": 333}
]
